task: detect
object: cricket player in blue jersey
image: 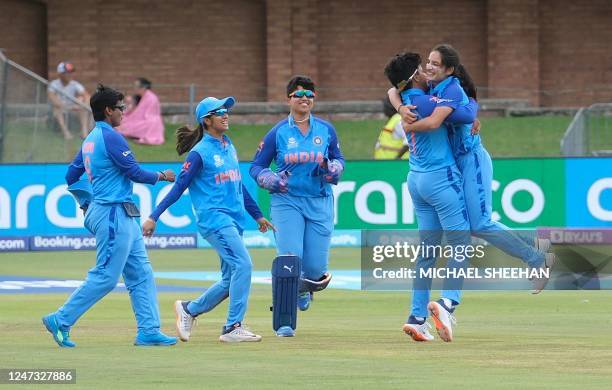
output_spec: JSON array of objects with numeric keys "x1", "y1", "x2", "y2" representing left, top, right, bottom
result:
[
  {"x1": 389, "y1": 45, "x2": 555, "y2": 295},
  {"x1": 385, "y1": 53, "x2": 482, "y2": 342},
  {"x1": 42, "y1": 85, "x2": 178, "y2": 347},
  {"x1": 142, "y1": 97, "x2": 273, "y2": 343},
  {"x1": 250, "y1": 76, "x2": 344, "y2": 337}
]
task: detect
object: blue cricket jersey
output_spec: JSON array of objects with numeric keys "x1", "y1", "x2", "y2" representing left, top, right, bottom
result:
[
  {"x1": 400, "y1": 88, "x2": 478, "y2": 172},
  {"x1": 250, "y1": 115, "x2": 344, "y2": 197},
  {"x1": 150, "y1": 133, "x2": 262, "y2": 236},
  {"x1": 65, "y1": 121, "x2": 159, "y2": 203},
  {"x1": 429, "y1": 76, "x2": 481, "y2": 157}
]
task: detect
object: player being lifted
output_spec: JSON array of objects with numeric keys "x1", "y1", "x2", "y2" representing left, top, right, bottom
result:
[
  {"x1": 250, "y1": 76, "x2": 344, "y2": 337},
  {"x1": 384, "y1": 53, "x2": 480, "y2": 342},
  {"x1": 142, "y1": 97, "x2": 274, "y2": 343},
  {"x1": 388, "y1": 44, "x2": 555, "y2": 294}
]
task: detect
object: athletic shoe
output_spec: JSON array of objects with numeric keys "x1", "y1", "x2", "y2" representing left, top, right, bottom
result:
[
  {"x1": 298, "y1": 291, "x2": 312, "y2": 311},
  {"x1": 134, "y1": 331, "x2": 177, "y2": 346},
  {"x1": 534, "y1": 237, "x2": 552, "y2": 253},
  {"x1": 532, "y1": 252, "x2": 556, "y2": 294},
  {"x1": 174, "y1": 300, "x2": 196, "y2": 342},
  {"x1": 428, "y1": 299, "x2": 457, "y2": 342},
  {"x1": 402, "y1": 315, "x2": 434, "y2": 342},
  {"x1": 42, "y1": 313, "x2": 76, "y2": 348},
  {"x1": 275, "y1": 326, "x2": 295, "y2": 337},
  {"x1": 219, "y1": 323, "x2": 262, "y2": 343}
]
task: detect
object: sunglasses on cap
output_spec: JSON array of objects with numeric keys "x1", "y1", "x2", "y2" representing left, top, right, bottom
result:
[
  {"x1": 289, "y1": 89, "x2": 316, "y2": 98},
  {"x1": 205, "y1": 108, "x2": 229, "y2": 117}
]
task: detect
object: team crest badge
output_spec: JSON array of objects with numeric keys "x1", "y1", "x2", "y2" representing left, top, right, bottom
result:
[{"x1": 313, "y1": 136, "x2": 322, "y2": 146}]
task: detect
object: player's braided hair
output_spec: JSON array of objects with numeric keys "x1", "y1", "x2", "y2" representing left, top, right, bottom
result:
[
  {"x1": 175, "y1": 123, "x2": 204, "y2": 155},
  {"x1": 432, "y1": 44, "x2": 477, "y2": 100}
]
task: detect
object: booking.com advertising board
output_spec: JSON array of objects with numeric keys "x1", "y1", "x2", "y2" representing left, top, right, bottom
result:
[{"x1": 0, "y1": 158, "x2": 611, "y2": 252}]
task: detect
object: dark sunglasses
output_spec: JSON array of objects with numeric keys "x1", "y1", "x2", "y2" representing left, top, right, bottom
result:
[
  {"x1": 289, "y1": 89, "x2": 315, "y2": 98},
  {"x1": 205, "y1": 108, "x2": 229, "y2": 117},
  {"x1": 112, "y1": 104, "x2": 126, "y2": 112}
]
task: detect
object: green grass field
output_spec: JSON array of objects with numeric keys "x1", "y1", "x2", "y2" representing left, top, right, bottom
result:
[
  {"x1": 3, "y1": 116, "x2": 570, "y2": 163},
  {"x1": 1, "y1": 248, "x2": 611, "y2": 389}
]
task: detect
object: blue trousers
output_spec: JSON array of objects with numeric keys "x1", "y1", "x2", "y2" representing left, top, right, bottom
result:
[
  {"x1": 187, "y1": 225, "x2": 252, "y2": 328},
  {"x1": 457, "y1": 145, "x2": 543, "y2": 268},
  {"x1": 408, "y1": 166, "x2": 471, "y2": 318},
  {"x1": 55, "y1": 203, "x2": 161, "y2": 334},
  {"x1": 270, "y1": 193, "x2": 333, "y2": 281}
]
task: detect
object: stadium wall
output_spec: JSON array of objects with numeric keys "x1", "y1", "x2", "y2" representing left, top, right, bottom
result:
[{"x1": 0, "y1": 0, "x2": 611, "y2": 107}]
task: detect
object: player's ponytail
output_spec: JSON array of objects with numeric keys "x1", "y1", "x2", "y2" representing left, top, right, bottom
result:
[
  {"x1": 455, "y1": 64, "x2": 477, "y2": 100},
  {"x1": 175, "y1": 123, "x2": 204, "y2": 155},
  {"x1": 432, "y1": 44, "x2": 477, "y2": 100}
]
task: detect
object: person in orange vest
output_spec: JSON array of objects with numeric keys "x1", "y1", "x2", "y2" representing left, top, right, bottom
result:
[{"x1": 374, "y1": 97, "x2": 409, "y2": 159}]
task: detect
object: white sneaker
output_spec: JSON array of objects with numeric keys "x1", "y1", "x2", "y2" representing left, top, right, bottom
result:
[
  {"x1": 402, "y1": 321, "x2": 434, "y2": 342},
  {"x1": 174, "y1": 300, "x2": 196, "y2": 342},
  {"x1": 532, "y1": 252, "x2": 556, "y2": 294},
  {"x1": 428, "y1": 300, "x2": 457, "y2": 342},
  {"x1": 219, "y1": 324, "x2": 262, "y2": 343},
  {"x1": 534, "y1": 237, "x2": 552, "y2": 253}
]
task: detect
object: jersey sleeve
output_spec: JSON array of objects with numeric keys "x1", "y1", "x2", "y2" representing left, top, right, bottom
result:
[
  {"x1": 446, "y1": 97, "x2": 478, "y2": 124},
  {"x1": 65, "y1": 150, "x2": 85, "y2": 185},
  {"x1": 249, "y1": 127, "x2": 278, "y2": 179},
  {"x1": 149, "y1": 151, "x2": 201, "y2": 221},
  {"x1": 242, "y1": 184, "x2": 263, "y2": 221},
  {"x1": 435, "y1": 81, "x2": 465, "y2": 110},
  {"x1": 102, "y1": 129, "x2": 159, "y2": 184},
  {"x1": 327, "y1": 125, "x2": 345, "y2": 167}
]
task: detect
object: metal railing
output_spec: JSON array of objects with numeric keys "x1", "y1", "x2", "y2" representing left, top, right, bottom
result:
[
  {"x1": 0, "y1": 50, "x2": 92, "y2": 163},
  {"x1": 561, "y1": 103, "x2": 612, "y2": 156}
]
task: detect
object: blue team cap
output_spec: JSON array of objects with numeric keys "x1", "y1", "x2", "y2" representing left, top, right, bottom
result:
[
  {"x1": 67, "y1": 178, "x2": 92, "y2": 209},
  {"x1": 195, "y1": 96, "x2": 235, "y2": 125}
]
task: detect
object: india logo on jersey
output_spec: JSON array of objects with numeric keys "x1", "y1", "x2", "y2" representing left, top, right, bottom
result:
[
  {"x1": 313, "y1": 136, "x2": 322, "y2": 146},
  {"x1": 213, "y1": 154, "x2": 224, "y2": 167}
]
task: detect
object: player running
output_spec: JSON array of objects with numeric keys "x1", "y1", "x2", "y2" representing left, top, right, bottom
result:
[
  {"x1": 250, "y1": 76, "x2": 344, "y2": 337},
  {"x1": 142, "y1": 96, "x2": 273, "y2": 343},
  {"x1": 43, "y1": 84, "x2": 177, "y2": 347},
  {"x1": 388, "y1": 44, "x2": 555, "y2": 296}
]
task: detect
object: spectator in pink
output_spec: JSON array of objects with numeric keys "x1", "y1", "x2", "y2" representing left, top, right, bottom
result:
[{"x1": 117, "y1": 78, "x2": 165, "y2": 145}]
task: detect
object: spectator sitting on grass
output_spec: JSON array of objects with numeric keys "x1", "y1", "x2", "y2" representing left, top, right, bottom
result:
[{"x1": 117, "y1": 77, "x2": 165, "y2": 145}]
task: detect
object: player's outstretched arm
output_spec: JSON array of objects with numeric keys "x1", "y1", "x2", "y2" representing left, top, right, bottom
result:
[
  {"x1": 143, "y1": 152, "x2": 201, "y2": 237},
  {"x1": 104, "y1": 129, "x2": 174, "y2": 185}
]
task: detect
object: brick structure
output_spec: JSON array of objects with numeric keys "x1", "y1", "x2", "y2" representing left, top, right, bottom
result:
[{"x1": 1, "y1": 0, "x2": 610, "y2": 107}]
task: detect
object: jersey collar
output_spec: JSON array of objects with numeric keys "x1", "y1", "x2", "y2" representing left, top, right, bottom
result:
[
  {"x1": 204, "y1": 132, "x2": 230, "y2": 147},
  {"x1": 429, "y1": 76, "x2": 456, "y2": 95},
  {"x1": 95, "y1": 120, "x2": 115, "y2": 131},
  {"x1": 287, "y1": 114, "x2": 314, "y2": 129}
]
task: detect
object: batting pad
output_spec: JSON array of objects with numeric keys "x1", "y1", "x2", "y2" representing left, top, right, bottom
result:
[{"x1": 271, "y1": 255, "x2": 301, "y2": 331}]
